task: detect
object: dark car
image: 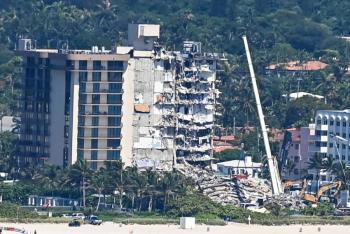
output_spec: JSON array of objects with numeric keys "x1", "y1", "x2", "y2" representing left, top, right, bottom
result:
[{"x1": 68, "y1": 219, "x2": 81, "y2": 227}]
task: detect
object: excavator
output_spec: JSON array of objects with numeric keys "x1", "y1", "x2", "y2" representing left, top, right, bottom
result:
[{"x1": 303, "y1": 181, "x2": 342, "y2": 203}]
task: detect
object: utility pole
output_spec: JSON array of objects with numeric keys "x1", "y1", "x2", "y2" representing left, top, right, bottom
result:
[{"x1": 242, "y1": 36, "x2": 283, "y2": 195}]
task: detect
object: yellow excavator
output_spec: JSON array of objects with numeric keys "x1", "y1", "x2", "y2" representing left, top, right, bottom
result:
[{"x1": 303, "y1": 181, "x2": 342, "y2": 203}]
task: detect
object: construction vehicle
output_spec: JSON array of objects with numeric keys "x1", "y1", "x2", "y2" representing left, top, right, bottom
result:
[
  {"x1": 242, "y1": 36, "x2": 283, "y2": 195},
  {"x1": 303, "y1": 181, "x2": 342, "y2": 203}
]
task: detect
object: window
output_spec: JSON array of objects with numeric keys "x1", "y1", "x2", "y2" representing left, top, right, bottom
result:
[
  {"x1": 107, "y1": 61, "x2": 123, "y2": 70},
  {"x1": 77, "y1": 150, "x2": 84, "y2": 160},
  {"x1": 91, "y1": 128, "x2": 98, "y2": 137},
  {"x1": 330, "y1": 120, "x2": 334, "y2": 126},
  {"x1": 316, "y1": 130, "x2": 321, "y2": 136},
  {"x1": 329, "y1": 143, "x2": 333, "y2": 148},
  {"x1": 79, "y1": 60, "x2": 87, "y2": 70},
  {"x1": 92, "y1": 72, "x2": 101, "y2": 81},
  {"x1": 107, "y1": 94, "x2": 122, "y2": 104},
  {"x1": 91, "y1": 139, "x2": 98, "y2": 149},
  {"x1": 107, "y1": 139, "x2": 120, "y2": 148},
  {"x1": 80, "y1": 82, "x2": 86, "y2": 92},
  {"x1": 66, "y1": 60, "x2": 74, "y2": 69},
  {"x1": 93, "y1": 83, "x2": 100, "y2": 92},
  {"x1": 78, "y1": 116, "x2": 85, "y2": 126},
  {"x1": 323, "y1": 119, "x2": 328, "y2": 125},
  {"x1": 93, "y1": 61, "x2": 102, "y2": 70},
  {"x1": 321, "y1": 142, "x2": 327, "y2": 147},
  {"x1": 91, "y1": 150, "x2": 97, "y2": 170},
  {"x1": 108, "y1": 117, "x2": 121, "y2": 126},
  {"x1": 107, "y1": 128, "x2": 120, "y2": 138},
  {"x1": 109, "y1": 83, "x2": 122, "y2": 93},
  {"x1": 79, "y1": 105, "x2": 85, "y2": 114},
  {"x1": 79, "y1": 72, "x2": 87, "y2": 82},
  {"x1": 108, "y1": 72, "x2": 122, "y2": 82},
  {"x1": 343, "y1": 122, "x2": 347, "y2": 127},
  {"x1": 92, "y1": 105, "x2": 99, "y2": 114},
  {"x1": 78, "y1": 139, "x2": 84, "y2": 148},
  {"x1": 343, "y1": 133, "x2": 347, "y2": 138},
  {"x1": 342, "y1": 155, "x2": 346, "y2": 161},
  {"x1": 342, "y1": 144, "x2": 346, "y2": 149},
  {"x1": 317, "y1": 119, "x2": 321, "y2": 125},
  {"x1": 78, "y1": 128, "x2": 84, "y2": 137},
  {"x1": 92, "y1": 117, "x2": 99, "y2": 126},
  {"x1": 107, "y1": 150, "x2": 120, "y2": 160},
  {"x1": 108, "y1": 105, "x2": 121, "y2": 115},
  {"x1": 336, "y1": 121, "x2": 340, "y2": 126},
  {"x1": 92, "y1": 94, "x2": 100, "y2": 104},
  {"x1": 294, "y1": 144, "x2": 299, "y2": 150},
  {"x1": 322, "y1": 131, "x2": 327, "y2": 136},
  {"x1": 79, "y1": 94, "x2": 87, "y2": 104}
]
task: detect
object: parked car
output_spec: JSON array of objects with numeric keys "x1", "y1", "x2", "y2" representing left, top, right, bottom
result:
[
  {"x1": 68, "y1": 219, "x2": 81, "y2": 227},
  {"x1": 84, "y1": 215, "x2": 102, "y2": 225},
  {"x1": 72, "y1": 213, "x2": 85, "y2": 220}
]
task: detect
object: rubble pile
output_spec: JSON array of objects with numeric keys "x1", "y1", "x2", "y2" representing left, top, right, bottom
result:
[
  {"x1": 176, "y1": 160, "x2": 307, "y2": 211},
  {"x1": 176, "y1": 161, "x2": 273, "y2": 206}
]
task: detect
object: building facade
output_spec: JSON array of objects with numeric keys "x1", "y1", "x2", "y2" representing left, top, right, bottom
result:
[{"x1": 16, "y1": 24, "x2": 220, "y2": 169}]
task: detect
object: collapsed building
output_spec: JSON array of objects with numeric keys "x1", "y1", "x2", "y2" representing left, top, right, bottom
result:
[
  {"x1": 128, "y1": 25, "x2": 221, "y2": 170},
  {"x1": 15, "y1": 23, "x2": 221, "y2": 170}
]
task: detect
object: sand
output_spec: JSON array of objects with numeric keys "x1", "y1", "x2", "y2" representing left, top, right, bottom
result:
[{"x1": 0, "y1": 222, "x2": 349, "y2": 234}]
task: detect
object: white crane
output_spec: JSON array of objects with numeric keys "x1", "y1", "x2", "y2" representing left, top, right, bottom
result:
[{"x1": 242, "y1": 36, "x2": 283, "y2": 195}]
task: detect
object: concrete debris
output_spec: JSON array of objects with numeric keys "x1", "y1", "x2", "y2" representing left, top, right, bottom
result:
[{"x1": 176, "y1": 160, "x2": 306, "y2": 211}]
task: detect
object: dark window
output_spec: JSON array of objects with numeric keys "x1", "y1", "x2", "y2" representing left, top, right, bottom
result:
[
  {"x1": 78, "y1": 128, "x2": 84, "y2": 137},
  {"x1": 107, "y1": 150, "x2": 120, "y2": 160},
  {"x1": 107, "y1": 128, "x2": 120, "y2": 137},
  {"x1": 79, "y1": 60, "x2": 87, "y2": 70},
  {"x1": 92, "y1": 94, "x2": 100, "y2": 104},
  {"x1": 78, "y1": 139, "x2": 84, "y2": 148},
  {"x1": 92, "y1": 72, "x2": 101, "y2": 81},
  {"x1": 107, "y1": 61, "x2": 123, "y2": 70},
  {"x1": 93, "y1": 83, "x2": 100, "y2": 92},
  {"x1": 107, "y1": 94, "x2": 122, "y2": 104},
  {"x1": 107, "y1": 139, "x2": 120, "y2": 148},
  {"x1": 330, "y1": 120, "x2": 334, "y2": 126},
  {"x1": 294, "y1": 144, "x2": 299, "y2": 150},
  {"x1": 79, "y1": 72, "x2": 87, "y2": 82},
  {"x1": 92, "y1": 117, "x2": 99, "y2": 126},
  {"x1": 91, "y1": 139, "x2": 98, "y2": 149},
  {"x1": 77, "y1": 150, "x2": 84, "y2": 160},
  {"x1": 91, "y1": 128, "x2": 98, "y2": 137},
  {"x1": 108, "y1": 72, "x2": 122, "y2": 82},
  {"x1": 93, "y1": 61, "x2": 102, "y2": 70},
  {"x1": 109, "y1": 83, "x2": 122, "y2": 93},
  {"x1": 79, "y1": 94, "x2": 87, "y2": 104},
  {"x1": 80, "y1": 82, "x2": 86, "y2": 92},
  {"x1": 78, "y1": 116, "x2": 85, "y2": 126},
  {"x1": 92, "y1": 105, "x2": 99, "y2": 114},
  {"x1": 343, "y1": 122, "x2": 347, "y2": 127},
  {"x1": 316, "y1": 141, "x2": 321, "y2": 147},
  {"x1": 108, "y1": 117, "x2": 121, "y2": 126},
  {"x1": 91, "y1": 150, "x2": 97, "y2": 170},
  {"x1": 66, "y1": 60, "x2": 74, "y2": 69},
  {"x1": 321, "y1": 142, "x2": 327, "y2": 147},
  {"x1": 79, "y1": 105, "x2": 85, "y2": 114},
  {"x1": 108, "y1": 105, "x2": 121, "y2": 115},
  {"x1": 329, "y1": 143, "x2": 333, "y2": 148},
  {"x1": 317, "y1": 119, "x2": 321, "y2": 125},
  {"x1": 336, "y1": 121, "x2": 340, "y2": 126}
]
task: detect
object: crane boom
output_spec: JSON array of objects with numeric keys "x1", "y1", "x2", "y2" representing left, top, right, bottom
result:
[{"x1": 242, "y1": 36, "x2": 283, "y2": 195}]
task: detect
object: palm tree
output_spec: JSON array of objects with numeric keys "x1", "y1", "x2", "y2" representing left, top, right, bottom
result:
[
  {"x1": 307, "y1": 153, "x2": 333, "y2": 188},
  {"x1": 91, "y1": 168, "x2": 108, "y2": 212},
  {"x1": 69, "y1": 160, "x2": 92, "y2": 208},
  {"x1": 33, "y1": 164, "x2": 61, "y2": 196},
  {"x1": 104, "y1": 160, "x2": 124, "y2": 209}
]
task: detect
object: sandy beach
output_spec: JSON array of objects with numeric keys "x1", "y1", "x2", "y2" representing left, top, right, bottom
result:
[{"x1": 0, "y1": 222, "x2": 349, "y2": 234}]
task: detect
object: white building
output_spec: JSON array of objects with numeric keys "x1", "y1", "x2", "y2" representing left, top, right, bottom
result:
[
  {"x1": 216, "y1": 156, "x2": 261, "y2": 178},
  {"x1": 308, "y1": 110, "x2": 350, "y2": 182}
]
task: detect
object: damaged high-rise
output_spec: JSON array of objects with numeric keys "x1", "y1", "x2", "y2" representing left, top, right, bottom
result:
[{"x1": 16, "y1": 23, "x2": 221, "y2": 170}]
